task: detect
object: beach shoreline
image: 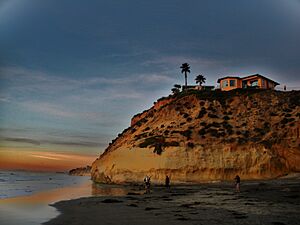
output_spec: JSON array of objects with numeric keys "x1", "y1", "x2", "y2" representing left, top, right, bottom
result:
[
  {"x1": 0, "y1": 175, "x2": 142, "y2": 225},
  {"x1": 45, "y1": 177, "x2": 300, "y2": 225}
]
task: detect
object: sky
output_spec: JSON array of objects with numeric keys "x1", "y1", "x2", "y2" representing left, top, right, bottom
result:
[{"x1": 0, "y1": 0, "x2": 300, "y2": 171}]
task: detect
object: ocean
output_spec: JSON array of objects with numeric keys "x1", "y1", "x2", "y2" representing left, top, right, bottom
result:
[
  {"x1": 0, "y1": 170, "x2": 89, "y2": 199},
  {"x1": 0, "y1": 170, "x2": 128, "y2": 225}
]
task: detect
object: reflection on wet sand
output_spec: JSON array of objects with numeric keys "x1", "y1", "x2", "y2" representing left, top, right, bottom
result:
[
  {"x1": 91, "y1": 182, "x2": 128, "y2": 196},
  {"x1": 0, "y1": 180, "x2": 131, "y2": 225}
]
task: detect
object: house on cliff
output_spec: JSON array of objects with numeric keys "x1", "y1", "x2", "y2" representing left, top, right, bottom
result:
[{"x1": 217, "y1": 74, "x2": 279, "y2": 91}]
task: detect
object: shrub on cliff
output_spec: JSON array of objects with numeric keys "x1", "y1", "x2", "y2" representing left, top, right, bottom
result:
[
  {"x1": 138, "y1": 136, "x2": 160, "y2": 147},
  {"x1": 186, "y1": 117, "x2": 193, "y2": 122},
  {"x1": 197, "y1": 107, "x2": 207, "y2": 118},
  {"x1": 280, "y1": 117, "x2": 295, "y2": 125},
  {"x1": 163, "y1": 141, "x2": 180, "y2": 147},
  {"x1": 238, "y1": 136, "x2": 250, "y2": 144},
  {"x1": 198, "y1": 128, "x2": 206, "y2": 136},
  {"x1": 208, "y1": 128, "x2": 220, "y2": 138},
  {"x1": 200, "y1": 122, "x2": 207, "y2": 126},
  {"x1": 208, "y1": 113, "x2": 219, "y2": 119},
  {"x1": 223, "y1": 115, "x2": 230, "y2": 120},
  {"x1": 187, "y1": 142, "x2": 195, "y2": 148},
  {"x1": 260, "y1": 140, "x2": 275, "y2": 149},
  {"x1": 153, "y1": 143, "x2": 163, "y2": 155},
  {"x1": 181, "y1": 129, "x2": 192, "y2": 139},
  {"x1": 138, "y1": 136, "x2": 179, "y2": 155}
]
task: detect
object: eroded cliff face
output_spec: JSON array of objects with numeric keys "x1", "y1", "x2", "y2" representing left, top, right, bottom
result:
[
  {"x1": 92, "y1": 90, "x2": 300, "y2": 184},
  {"x1": 69, "y1": 166, "x2": 91, "y2": 176}
]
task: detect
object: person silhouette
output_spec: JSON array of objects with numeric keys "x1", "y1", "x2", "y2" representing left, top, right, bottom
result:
[
  {"x1": 234, "y1": 175, "x2": 241, "y2": 193},
  {"x1": 144, "y1": 176, "x2": 151, "y2": 194},
  {"x1": 165, "y1": 175, "x2": 170, "y2": 189}
]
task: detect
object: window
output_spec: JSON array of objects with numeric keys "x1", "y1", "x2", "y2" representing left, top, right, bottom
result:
[
  {"x1": 222, "y1": 80, "x2": 228, "y2": 88},
  {"x1": 230, "y1": 80, "x2": 236, "y2": 87},
  {"x1": 262, "y1": 79, "x2": 265, "y2": 87},
  {"x1": 251, "y1": 80, "x2": 258, "y2": 86}
]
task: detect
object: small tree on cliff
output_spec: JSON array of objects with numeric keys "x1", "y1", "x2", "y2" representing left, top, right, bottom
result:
[
  {"x1": 180, "y1": 63, "x2": 191, "y2": 88},
  {"x1": 171, "y1": 84, "x2": 181, "y2": 95},
  {"x1": 174, "y1": 84, "x2": 181, "y2": 89},
  {"x1": 195, "y1": 74, "x2": 206, "y2": 89}
]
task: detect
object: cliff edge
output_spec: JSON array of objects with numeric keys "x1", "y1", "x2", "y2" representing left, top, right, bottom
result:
[{"x1": 92, "y1": 89, "x2": 300, "y2": 184}]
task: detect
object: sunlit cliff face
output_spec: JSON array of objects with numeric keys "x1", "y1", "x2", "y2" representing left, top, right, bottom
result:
[{"x1": 0, "y1": 148, "x2": 96, "y2": 172}]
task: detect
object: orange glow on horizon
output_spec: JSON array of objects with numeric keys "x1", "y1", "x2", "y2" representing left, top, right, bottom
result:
[{"x1": 0, "y1": 148, "x2": 98, "y2": 172}]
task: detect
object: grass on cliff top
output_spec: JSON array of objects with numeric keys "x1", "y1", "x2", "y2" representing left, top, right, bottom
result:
[
  {"x1": 160, "y1": 89, "x2": 300, "y2": 109},
  {"x1": 173, "y1": 88, "x2": 265, "y2": 105}
]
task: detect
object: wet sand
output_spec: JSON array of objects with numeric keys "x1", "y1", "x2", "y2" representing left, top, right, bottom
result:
[
  {"x1": 45, "y1": 177, "x2": 300, "y2": 225},
  {"x1": 0, "y1": 180, "x2": 131, "y2": 225}
]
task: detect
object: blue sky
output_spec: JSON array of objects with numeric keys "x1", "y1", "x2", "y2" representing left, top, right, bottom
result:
[{"x1": 0, "y1": 0, "x2": 300, "y2": 156}]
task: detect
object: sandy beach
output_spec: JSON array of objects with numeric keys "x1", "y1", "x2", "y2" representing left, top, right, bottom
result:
[{"x1": 45, "y1": 177, "x2": 300, "y2": 225}]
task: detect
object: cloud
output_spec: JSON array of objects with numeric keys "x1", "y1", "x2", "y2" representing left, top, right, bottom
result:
[
  {"x1": 0, "y1": 66, "x2": 173, "y2": 104},
  {"x1": 3, "y1": 137, "x2": 40, "y2": 145},
  {"x1": 0, "y1": 66, "x2": 176, "y2": 119},
  {"x1": 0, "y1": 67, "x2": 82, "y2": 94},
  {"x1": 0, "y1": 67, "x2": 142, "y2": 121},
  {"x1": 0, "y1": 66, "x2": 180, "y2": 152},
  {"x1": 29, "y1": 152, "x2": 96, "y2": 161},
  {"x1": 0, "y1": 96, "x2": 10, "y2": 102},
  {"x1": 143, "y1": 55, "x2": 230, "y2": 71},
  {"x1": 1, "y1": 136, "x2": 106, "y2": 148},
  {"x1": 31, "y1": 154, "x2": 63, "y2": 161},
  {"x1": 137, "y1": 73, "x2": 175, "y2": 84},
  {"x1": 43, "y1": 140, "x2": 105, "y2": 148},
  {"x1": 21, "y1": 101, "x2": 78, "y2": 118}
]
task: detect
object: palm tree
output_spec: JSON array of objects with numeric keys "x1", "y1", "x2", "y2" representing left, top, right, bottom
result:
[
  {"x1": 195, "y1": 74, "x2": 206, "y2": 89},
  {"x1": 180, "y1": 63, "x2": 191, "y2": 88}
]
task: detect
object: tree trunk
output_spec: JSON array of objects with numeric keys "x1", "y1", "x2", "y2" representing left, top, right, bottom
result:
[{"x1": 185, "y1": 72, "x2": 187, "y2": 88}]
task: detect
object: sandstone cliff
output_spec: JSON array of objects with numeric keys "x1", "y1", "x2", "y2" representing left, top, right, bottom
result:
[
  {"x1": 69, "y1": 165, "x2": 91, "y2": 176},
  {"x1": 92, "y1": 89, "x2": 300, "y2": 184}
]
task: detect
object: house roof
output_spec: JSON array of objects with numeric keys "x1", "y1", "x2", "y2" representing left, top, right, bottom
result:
[
  {"x1": 242, "y1": 74, "x2": 280, "y2": 85},
  {"x1": 217, "y1": 76, "x2": 240, "y2": 83},
  {"x1": 217, "y1": 74, "x2": 280, "y2": 86}
]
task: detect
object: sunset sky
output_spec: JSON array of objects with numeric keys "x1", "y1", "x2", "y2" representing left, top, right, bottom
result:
[{"x1": 0, "y1": 0, "x2": 300, "y2": 171}]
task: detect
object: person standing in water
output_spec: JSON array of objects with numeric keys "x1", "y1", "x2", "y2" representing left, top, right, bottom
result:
[{"x1": 234, "y1": 175, "x2": 241, "y2": 193}]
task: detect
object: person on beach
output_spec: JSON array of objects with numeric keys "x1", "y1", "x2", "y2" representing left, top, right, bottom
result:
[
  {"x1": 235, "y1": 175, "x2": 241, "y2": 193},
  {"x1": 165, "y1": 175, "x2": 170, "y2": 189},
  {"x1": 144, "y1": 175, "x2": 151, "y2": 194}
]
